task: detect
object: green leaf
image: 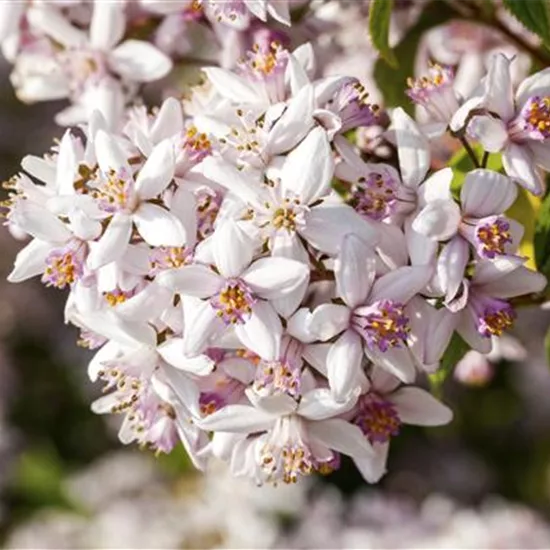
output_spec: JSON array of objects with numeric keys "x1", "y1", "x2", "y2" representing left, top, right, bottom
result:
[
  {"x1": 373, "y1": 1, "x2": 462, "y2": 113},
  {"x1": 502, "y1": 0, "x2": 550, "y2": 48},
  {"x1": 429, "y1": 332, "x2": 470, "y2": 395},
  {"x1": 369, "y1": 0, "x2": 398, "y2": 68},
  {"x1": 534, "y1": 187, "x2": 550, "y2": 278}
]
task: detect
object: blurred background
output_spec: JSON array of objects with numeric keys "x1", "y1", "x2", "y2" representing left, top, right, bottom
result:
[{"x1": 2, "y1": 52, "x2": 550, "y2": 548}]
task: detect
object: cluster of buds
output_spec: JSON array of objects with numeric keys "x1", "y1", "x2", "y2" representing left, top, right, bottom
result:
[{"x1": 2, "y1": 0, "x2": 548, "y2": 486}]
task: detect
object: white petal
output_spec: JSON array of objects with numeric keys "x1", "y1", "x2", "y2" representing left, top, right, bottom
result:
[
  {"x1": 183, "y1": 300, "x2": 224, "y2": 356},
  {"x1": 135, "y1": 139, "x2": 175, "y2": 200},
  {"x1": 308, "y1": 419, "x2": 373, "y2": 458},
  {"x1": 151, "y1": 97, "x2": 184, "y2": 144},
  {"x1": 308, "y1": 303, "x2": 351, "y2": 341},
  {"x1": 468, "y1": 115, "x2": 509, "y2": 153},
  {"x1": 483, "y1": 54, "x2": 514, "y2": 121},
  {"x1": 109, "y1": 40, "x2": 172, "y2": 82},
  {"x1": 417, "y1": 167, "x2": 453, "y2": 205},
  {"x1": 393, "y1": 107, "x2": 430, "y2": 188},
  {"x1": 302, "y1": 203, "x2": 379, "y2": 255},
  {"x1": 354, "y1": 442, "x2": 389, "y2": 483},
  {"x1": 197, "y1": 404, "x2": 274, "y2": 433},
  {"x1": 241, "y1": 257, "x2": 309, "y2": 300},
  {"x1": 412, "y1": 199, "x2": 461, "y2": 241},
  {"x1": 366, "y1": 346, "x2": 416, "y2": 384},
  {"x1": 27, "y1": 5, "x2": 86, "y2": 47},
  {"x1": 212, "y1": 219, "x2": 254, "y2": 278},
  {"x1": 424, "y1": 308, "x2": 458, "y2": 365},
  {"x1": 201, "y1": 67, "x2": 262, "y2": 105},
  {"x1": 157, "y1": 339, "x2": 214, "y2": 375},
  {"x1": 95, "y1": 129, "x2": 131, "y2": 176},
  {"x1": 326, "y1": 330, "x2": 364, "y2": 403},
  {"x1": 476, "y1": 266, "x2": 546, "y2": 299},
  {"x1": 87, "y1": 213, "x2": 132, "y2": 269},
  {"x1": 335, "y1": 234, "x2": 376, "y2": 308},
  {"x1": 90, "y1": 1, "x2": 125, "y2": 50},
  {"x1": 133, "y1": 203, "x2": 186, "y2": 247},
  {"x1": 245, "y1": 389, "x2": 297, "y2": 416},
  {"x1": 234, "y1": 301, "x2": 282, "y2": 360},
  {"x1": 299, "y1": 387, "x2": 358, "y2": 420},
  {"x1": 157, "y1": 264, "x2": 222, "y2": 297},
  {"x1": 391, "y1": 387, "x2": 453, "y2": 426},
  {"x1": 55, "y1": 131, "x2": 78, "y2": 195},
  {"x1": 280, "y1": 126, "x2": 333, "y2": 204},
  {"x1": 437, "y1": 237, "x2": 470, "y2": 302},
  {"x1": 460, "y1": 169, "x2": 517, "y2": 217},
  {"x1": 502, "y1": 143, "x2": 545, "y2": 196},
  {"x1": 11, "y1": 202, "x2": 71, "y2": 243},
  {"x1": 516, "y1": 66, "x2": 550, "y2": 108},
  {"x1": 457, "y1": 308, "x2": 492, "y2": 354},
  {"x1": 370, "y1": 265, "x2": 433, "y2": 303},
  {"x1": 265, "y1": 84, "x2": 314, "y2": 155},
  {"x1": 8, "y1": 239, "x2": 53, "y2": 283}
]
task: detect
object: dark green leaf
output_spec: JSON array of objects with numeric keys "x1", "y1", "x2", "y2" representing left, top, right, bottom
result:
[
  {"x1": 373, "y1": 1, "x2": 462, "y2": 113},
  {"x1": 502, "y1": 0, "x2": 550, "y2": 47},
  {"x1": 429, "y1": 332, "x2": 470, "y2": 395},
  {"x1": 369, "y1": 0, "x2": 398, "y2": 68}
]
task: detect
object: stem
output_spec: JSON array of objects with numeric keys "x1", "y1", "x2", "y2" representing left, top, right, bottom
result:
[
  {"x1": 481, "y1": 151, "x2": 489, "y2": 168},
  {"x1": 460, "y1": 136, "x2": 480, "y2": 168}
]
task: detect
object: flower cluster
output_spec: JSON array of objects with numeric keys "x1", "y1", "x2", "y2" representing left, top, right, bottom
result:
[{"x1": 2, "y1": 1, "x2": 549, "y2": 486}]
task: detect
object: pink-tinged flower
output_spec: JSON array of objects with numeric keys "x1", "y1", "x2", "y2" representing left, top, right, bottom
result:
[
  {"x1": 451, "y1": 54, "x2": 550, "y2": 195},
  {"x1": 17, "y1": 2, "x2": 172, "y2": 127},
  {"x1": 159, "y1": 219, "x2": 309, "y2": 360},
  {"x1": 201, "y1": 0, "x2": 291, "y2": 30},
  {"x1": 334, "y1": 146, "x2": 416, "y2": 223},
  {"x1": 412, "y1": 169, "x2": 522, "y2": 302},
  {"x1": 428, "y1": 257, "x2": 546, "y2": 356},
  {"x1": 407, "y1": 64, "x2": 459, "y2": 127},
  {"x1": 308, "y1": 234, "x2": 433, "y2": 398},
  {"x1": 87, "y1": 130, "x2": 187, "y2": 269},
  {"x1": 197, "y1": 376, "x2": 371, "y2": 485},
  {"x1": 349, "y1": 367, "x2": 452, "y2": 483},
  {"x1": 201, "y1": 127, "x2": 379, "y2": 263}
]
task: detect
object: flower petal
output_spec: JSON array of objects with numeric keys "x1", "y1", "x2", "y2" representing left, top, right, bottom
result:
[
  {"x1": 157, "y1": 264, "x2": 222, "y2": 297},
  {"x1": 391, "y1": 387, "x2": 453, "y2": 426},
  {"x1": 299, "y1": 387, "x2": 358, "y2": 420},
  {"x1": 87, "y1": 213, "x2": 132, "y2": 269},
  {"x1": 393, "y1": 107, "x2": 430, "y2": 189},
  {"x1": 437, "y1": 237, "x2": 470, "y2": 303},
  {"x1": 158, "y1": 339, "x2": 214, "y2": 375},
  {"x1": 370, "y1": 265, "x2": 433, "y2": 303},
  {"x1": 280, "y1": 126, "x2": 333, "y2": 204},
  {"x1": 335, "y1": 234, "x2": 376, "y2": 309},
  {"x1": 502, "y1": 143, "x2": 545, "y2": 196},
  {"x1": 308, "y1": 303, "x2": 351, "y2": 341},
  {"x1": 212, "y1": 219, "x2": 254, "y2": 278},
  {"x1": 135, "y1": 139, "x2": 175, "y2": 200},
  {"x1": 197, "y1": 404, "x2": 275, "y2": 433},
  {"x1": 234, "y1": 301, "x2": 282, "y2": 361},
  {"x1": 460, "y1": 169, "x2": 517, "y2": 217},
  {"x1": 326, "y1": 330, "x2": 364, "y2": 403},
  {"x1": 483, "y1": 54, "x2": 514, "y2": 121},
  {"x1": 241, "y1": 257, "x2": 309, "y2": 300},
  {"x1": 133, "y1": 203, "x2": 186, "y2": 247},
  {"x1": 354, "y1": 442, "x2": 389, "y2": 483},
  {"x1": 412, "y1": 199, "x2": 461, "y2": 241},
  {"x1": 90, "y1": 1, "x2": 125, "y2": 50},
  {"x1": 109, "y1": 40, "x2": 172, "y2": 82},
  {"x1": 308, "y1": 418, "x2": 373, "y2": 458},
  {"x1": 8, "y1": 239, "x2": 53, "y2": 283}
]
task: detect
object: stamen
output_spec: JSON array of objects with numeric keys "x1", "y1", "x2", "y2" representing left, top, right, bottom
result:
[
  {"x1": 354, "y1": 394, "x2": 401, "y2": 444},
  {"x1": 474, "y1": 216, "x2": 513, "y2": 259},
  {"x1": 210, "y1": 278, "x2": 256, "y2": 325}
]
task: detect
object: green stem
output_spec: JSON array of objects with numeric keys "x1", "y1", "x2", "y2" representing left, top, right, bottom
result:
[{"x1": 460, "y1": 136, "x2": 480, "y2": 168}]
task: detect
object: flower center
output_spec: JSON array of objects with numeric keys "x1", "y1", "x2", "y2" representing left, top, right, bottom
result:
[
  {"x1": 355, "y1": 394, "x2": 401, "y2": 444},
  {"x1": 521, "y1": 95, "x2": 550, "y2": 140},
  {"x1": 211, "y1": 279, "x2": 256, "y2": 325},
  {"x1": 271, "y1": 203, "x2": 298, "y2": 232},
  {"x1": 94, "y1": 169, "x2": 134, "y2": 213},
  {"x1": 477, "y1": 299, "x2": 516, "y2": 337},
  {"x1": 475, "y1": 217, "x2": 512, "y2": 258},
  {"x1": 329, "y1": 78, "x2": 379, "y2": 132},
  {"x1": 406, "y1": 64, "x2": 458, "y2": 122},
  {"x1": 42, "y1": 243, "x2": 85, "y2": 289},
  {"x1": 150, "y1": 246, "x2": 192, "y2": 275},
  {"x1": 199, "y1": 392, "x2": 226, "y2": 416},
  {"x1": 254, "y1": 359, "x2": 301, "y2": 398},
  {"x1": 351, "y1": 171, "x2": 398, "y2": 221},
  {"x1": 182, "y1": 125, "x2": 212, "y2": 164},
  {"x1": 352, "y1": 300, "x2": 410, "y2": 352},
  {"x1": 103, "y1": 288, "x2": 134, "y2": 307},
  {"x1": 242, "y1": 42, "x2": 288, "y2": 79}
]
